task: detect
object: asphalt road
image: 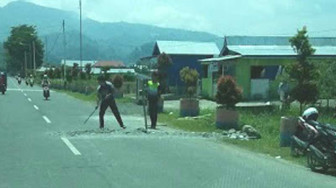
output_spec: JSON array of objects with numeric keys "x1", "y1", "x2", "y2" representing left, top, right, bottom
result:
[{"x1": 1, "y1": 77, "x2": 336, "y2": 188}]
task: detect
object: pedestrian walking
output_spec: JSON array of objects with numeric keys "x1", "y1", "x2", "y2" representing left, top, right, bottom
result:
[
  {"x1": 146, "y1": 72, "x2": 160, "y2": 129},
  {"x1": 96, "y1": 76, "x2": 126, "y2": 129}
]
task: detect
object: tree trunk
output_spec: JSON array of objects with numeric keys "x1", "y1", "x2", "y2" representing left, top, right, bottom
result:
[{"x1": 300, "y1": 103, "x2": 303, "y2": 115}]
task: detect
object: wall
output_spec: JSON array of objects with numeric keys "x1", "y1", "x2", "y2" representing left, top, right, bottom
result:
[
  {"x1": 235, "y1": 57, "x2": 293, "y2": 100},
  {"x1": 167, "y1": 54, "x2": 213, "y2": 94}
]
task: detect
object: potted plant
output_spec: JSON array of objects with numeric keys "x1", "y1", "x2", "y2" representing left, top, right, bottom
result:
[
  {"x1": 215, "y1": 75, "x2": 242, "y2": 129},
  {"x1": 179, "y1": 67, "x2": 200, "y2": 117},
  {"x1": 113, "y1": 74, "x2": 124, "y2": 98}
]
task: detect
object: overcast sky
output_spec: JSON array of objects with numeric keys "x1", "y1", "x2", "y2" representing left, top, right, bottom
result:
[{"x1": 1, "y1": 0, "x2": 336, "y2": 37}]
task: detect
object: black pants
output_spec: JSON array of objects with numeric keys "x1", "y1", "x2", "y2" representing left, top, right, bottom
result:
[
  {"x1": 148, "y1": 95, "x2": 158, "y2": 128},
  {"x1": 99, "y1": 97, "x2": 123, "y2": 128}
]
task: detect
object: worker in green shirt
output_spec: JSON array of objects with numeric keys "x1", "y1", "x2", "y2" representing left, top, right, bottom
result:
[{"x1": 147, "y1": 72, "x2": 161, "y2": 129}]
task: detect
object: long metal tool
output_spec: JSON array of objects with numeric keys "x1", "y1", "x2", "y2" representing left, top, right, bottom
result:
[{"x1": 83, "y1": 108, "x2": 97, "y2": 125}]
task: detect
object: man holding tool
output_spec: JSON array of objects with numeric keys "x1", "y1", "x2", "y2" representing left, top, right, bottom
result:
[{"x1": 95, "y1": 76, "x2": 126, "y2": 129}]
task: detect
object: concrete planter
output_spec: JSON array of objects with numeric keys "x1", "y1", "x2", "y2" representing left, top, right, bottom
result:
[
  {"x1": 180, "y1": 98, "x2": 200, "y2": 117},
  {"x1": 280, "y1": 116, "x2": 298, "y2": 147},
  {"x1": 216, "y1": 106, "x2": 239, "y2": 129}
]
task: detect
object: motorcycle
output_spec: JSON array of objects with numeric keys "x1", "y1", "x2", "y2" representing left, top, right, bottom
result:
[
  {"x1": 43, "y1": 84, "x2": 50, "y2": 100},
  {"x1": 306, "y1": 123, "x2": 336, "y2": 172},
  {"x1": 291, "y1": 117, "x2": 319, "y2": 157},
  {"x1": 29, "y1": 78, "x2": 34, "y2": 87},
  {"x1": 0, "y1": 83, "x2": 6, "y2": 95}
]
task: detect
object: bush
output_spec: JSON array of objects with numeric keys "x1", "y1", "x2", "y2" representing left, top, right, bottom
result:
[
  {"x1": 216, "y1": 76, "x2": 242, "y2": 109},
  {"x1": 79, "y1": 71, "x2": 86, "y2": 80},
  {"x1": 113, "y1": 74, "x2": 123, "y2": 89},
  {"x1": 180, "y1": 67, "x2": 199, "y2": 97}
]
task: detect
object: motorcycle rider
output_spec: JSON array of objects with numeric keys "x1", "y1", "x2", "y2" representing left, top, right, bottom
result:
[
  {"x1": 41, "y1": 74, "x2": 50, "y2": 87},
  {"x1": 29, "y1": 74, "x2": 34, "y2": 86},
  {"x1": 0, "y1": 72, "x2": 6, "y2": 94}
]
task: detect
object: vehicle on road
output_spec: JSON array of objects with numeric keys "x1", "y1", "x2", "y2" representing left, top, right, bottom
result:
[
  {"x1": 0, "y1": 72, "x2": 7, "y2": 95},
  {"x1": 43, "y1": 85, "x2": 50, "y2": 100},
  {"x1": 29, "y1": 75, "x2": 34, "y2": 87}
]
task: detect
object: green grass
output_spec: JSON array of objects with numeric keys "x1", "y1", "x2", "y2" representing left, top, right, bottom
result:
[
  {"x1": 159, "y1": 106, "x2": 336, "y2": 166},
  {"x1": 55, "y1": 89, "x2": 135, "y2": 104}
]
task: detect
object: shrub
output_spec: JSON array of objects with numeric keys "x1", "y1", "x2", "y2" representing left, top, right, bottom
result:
[
  {"x1": 113, "y1": 74, "x2": 123, "y2": 89},
  {"x1": 216, "y1": 75, "x2": 242, "y2": 109},
  {"x1": 180, "y1": 67, "x2": 199, "y2": 97}
]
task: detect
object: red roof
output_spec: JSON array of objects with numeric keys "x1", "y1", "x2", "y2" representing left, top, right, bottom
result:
[{"x1": 93, "y1": 61, "x2": 125, "y2": 68}]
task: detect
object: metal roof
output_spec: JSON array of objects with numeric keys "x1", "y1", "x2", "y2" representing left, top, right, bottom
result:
[
  {"x1": 155, "y1": 40, "x2": 220, "y2": 55},
  {"x1": 229, "y1": 45, "x2": 336, "y2": 56},
  {"x1": 199, "y1": 55, "x2": 242, "y2": 63}
]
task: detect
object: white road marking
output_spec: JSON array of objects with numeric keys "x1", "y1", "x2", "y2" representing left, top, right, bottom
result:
[
  {"x1": 24, "y1": 93, "x2": 27, "y2": 97},
  {"x1": 28, "y1": 98, "x2": 32, "y2": 102},
  {"x1": 61, "y1": 137, "x2": 81, "y2": 155},
  {"x1": 7, "y1": 88, "x2": 43, "y2": 92},
  {"x1": 42, "y1": 116, "x2": 51, "y2": 124},
  {"x1": 34, "y1": 105, "x2": 39, "y2": 110}
]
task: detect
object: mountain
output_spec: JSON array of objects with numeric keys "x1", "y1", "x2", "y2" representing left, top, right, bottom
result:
[{"x1": 0, "y1": 1, "x2": 220, "y2": 65}]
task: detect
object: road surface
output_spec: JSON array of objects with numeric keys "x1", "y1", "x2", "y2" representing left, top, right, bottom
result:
[{"x1": 1, "y1": 77, "x2": 336, "y2": 188}]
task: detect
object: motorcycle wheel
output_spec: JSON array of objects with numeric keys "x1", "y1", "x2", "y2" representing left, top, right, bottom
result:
[
  {"x1": 290, "y1": 141, "x2": 301, "y2": 157},
  {"x1": 307, "y1": 150, "x2": 328, "y2": 172}
]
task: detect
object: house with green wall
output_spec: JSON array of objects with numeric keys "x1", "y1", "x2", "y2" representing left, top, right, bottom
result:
[{"x1": 201, "y1": 40, "x2": 336, "y2": 101}]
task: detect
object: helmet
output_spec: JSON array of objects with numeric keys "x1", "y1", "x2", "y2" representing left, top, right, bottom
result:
[
  {"x1": 44, "y1": 74, "x2": 48, "y2": 78},
  {"x1": 0, "y1": 72, "x2": 4, "y2": 75},
  {"x1": 302, "y1": 107, "x2": 318, "y2": 121}
]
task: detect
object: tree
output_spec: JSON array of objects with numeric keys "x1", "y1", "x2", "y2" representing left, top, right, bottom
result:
[
  {"x1": 180, "y1": 67, "x2": 199, "y2": 98},
  {"x1": 85, "y1": 63, "x2": 92, "y2": 79},
  {"x1": 286, "y1": 27, "x2": 319, "y2": 113},
  {"x1": 157, "y1": 52, "x2": 173, "y2": 93},
  {"x1": 3, "y1": 25, "x2": 44, "y2": 74},
  {"x1": 319, "y1": 61, "x2": 336, "y2": 109},
  {"x1": 71, "y1": 63, "x2": 79, "y2": 79}
]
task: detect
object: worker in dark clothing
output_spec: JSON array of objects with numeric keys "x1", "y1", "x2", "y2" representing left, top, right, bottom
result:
[
  {"x1": 96, "y1": 76, "x2": 126, "y2": 129},
  {"x1": 147, "y1": 72, "x2": 160, "y2": 129}
]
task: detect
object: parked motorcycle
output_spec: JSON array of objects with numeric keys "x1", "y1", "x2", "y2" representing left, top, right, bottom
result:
[
  {"x1": 291, "y1": 107, "x2": 336, "y2": 172},
  {"x1": 291, "y1": 108, "x2": 319, "y2": 157},
  {"x1": 306, "y1": 123, "x2": 336, "y2": 172}
]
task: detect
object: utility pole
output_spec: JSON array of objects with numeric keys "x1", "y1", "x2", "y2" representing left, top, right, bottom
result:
[
  {"x1": 79, "y1": 0, "x2": 83, "y2": 69},
  {"x1": 63, "y1": 19, "x2": 67, "y2": 84},
  {"x1": 45, "y1": 36, "x2": 48, "y2": 63},
  {"x1": 24, "y1": 51, "x2": 27, "y2": 77},
  {"x1": 32, "y1": 40, "x2": 36, "y2": 76}
]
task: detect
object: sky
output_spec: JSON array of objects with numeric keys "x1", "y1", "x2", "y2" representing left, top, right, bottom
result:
[{"x1": 1, "y1": 0, "x2": 336, "y2": 37}]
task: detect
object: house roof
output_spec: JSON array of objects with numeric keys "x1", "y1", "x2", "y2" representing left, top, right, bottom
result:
[
  {"x1": 229, "y1": 45, "x2": 336, "y2": 56},
  {"x1": 93, "y1": 61, "x2": 125, "y2": 68},
  {"x1": 153, "y1": 40, "x2": 220, "y2": 56},
  {"x1": 61, "y1": 60, "x2": 96, "y2": 67}
]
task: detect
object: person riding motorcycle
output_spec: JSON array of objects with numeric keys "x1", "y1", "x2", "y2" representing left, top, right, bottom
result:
[
  {"x1": 29, "y1": 74, "x2": 34, "y2": 86},
  {"x1": 41, "y1": 74, "x2": 50, "y2": 87},
  {"x1": 0, "y1": 72, "x2": 6, "y2": 94}
]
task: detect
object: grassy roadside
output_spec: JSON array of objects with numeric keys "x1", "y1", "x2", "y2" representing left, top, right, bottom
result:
[
  {"x1": 159, "y1": 106, "x2": 336, "y2": 166},
  {"x1": 54, "y1": 89, "x2": 135, "y2": 104}
]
